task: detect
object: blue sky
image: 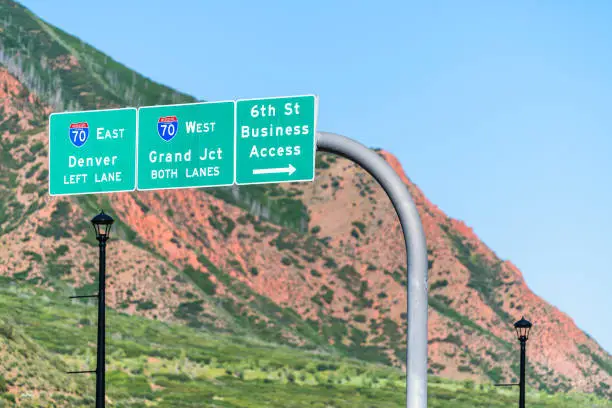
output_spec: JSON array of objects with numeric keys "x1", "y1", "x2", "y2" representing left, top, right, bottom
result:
[{"x1": 18, "y1": 1, "x2": 611, "y2": 352}]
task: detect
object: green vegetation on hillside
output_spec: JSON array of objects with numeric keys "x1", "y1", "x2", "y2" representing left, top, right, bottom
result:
[
  {"x1": 439, "y1": 224, "x2": 511, "y2": 322},
  {"x1": 0, "y1": 0, "x2": 195, "y2": 113},
  {"x1": 207, "y1": 183, "x2": 311, "y2": 234},
  {"x1": 0, "y1": 276, "x2": 609, "y2": 407}
]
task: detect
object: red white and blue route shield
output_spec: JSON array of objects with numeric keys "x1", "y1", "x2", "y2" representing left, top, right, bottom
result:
[
  {"x1": 69, "y1": 122, "x2": 89, "y2": 147},
  {"x1": 157, "y1": 116, "x2": 178, "y2": 141}
]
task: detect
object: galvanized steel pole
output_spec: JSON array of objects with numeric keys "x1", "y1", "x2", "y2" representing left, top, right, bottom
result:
[{"x1": 316, "y1": 131, "x2": 429, "y2": 408}]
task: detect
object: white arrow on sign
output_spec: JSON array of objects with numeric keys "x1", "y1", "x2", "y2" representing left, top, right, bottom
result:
[{"x1": 252, "y1": 164, "x2": 296, "y2": 176}]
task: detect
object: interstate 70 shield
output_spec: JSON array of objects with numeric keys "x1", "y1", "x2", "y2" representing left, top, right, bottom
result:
[
  {"x1": 157, "y1": 115, "x2": 178, "y2": 141},
  {"x1": 69, "y1": 122, "x2": 89, "y2": 147}
]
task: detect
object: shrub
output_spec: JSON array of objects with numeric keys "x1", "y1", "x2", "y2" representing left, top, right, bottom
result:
[
  {"x1": 55, "y1": 245, "x2": 69, "y2": 257},
  {"x1": 183, "y1": 265, "x2": 216, "y2": 295},
  {"x1": 174, "y1": 301, "x2": 204, "y2": 320},
  {"x1": 321, "y1": 287, "x2": 334, "y2": 304},
  {"x1": 37, "y1": 169, "x2": 48, "y2": 181},
  {"x1": 23, "y1": 250, "x2": 42, "y2": 262},
  {"x1": 487, "y1": 367, "x2": 503, "y2": 383},
  {"x1": 323, "y1": 257, "x2": 338, "y2": 269},
  {"x1": 430, "y1": 279, "x2": 449, "y2": 291},
  {"x1": 137, "y1": 300, "x2": 157, "y2": 311},
  {"x1": 353, "y1": 314, "x2": 366, "y2": 323},
  {"x1": 22, "y1": 183, "x2": 38, "y2": 194},
  {"x1": 30, "y1": 141, "x2": 44, "y2": 154},
  {"x1": 351, "y1": 221, "x2": 366, "y2": 235}
]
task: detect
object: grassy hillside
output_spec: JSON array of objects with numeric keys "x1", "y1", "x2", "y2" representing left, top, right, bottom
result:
[{"x1": 0, "y1": 275, "x2": 609, "y2": 407}]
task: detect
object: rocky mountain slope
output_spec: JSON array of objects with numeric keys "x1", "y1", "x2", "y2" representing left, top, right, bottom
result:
[{"x1": 0, "y1": 0, "x2": 610, "y2": 400}]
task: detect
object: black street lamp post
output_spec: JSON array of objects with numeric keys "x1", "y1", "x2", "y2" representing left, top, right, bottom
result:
[
  {"x1": 514, "y1": 316, "x2": 532, "y2": 408},
  {"x1": 66, "y1": 211, "x2": 114, "y2": 405},
  {"x1": 91, "y1": 211, "x2": 114, "y2": 408},
  {"x1": 493, "y1": 316, "x2": 533, "y2": 408}
]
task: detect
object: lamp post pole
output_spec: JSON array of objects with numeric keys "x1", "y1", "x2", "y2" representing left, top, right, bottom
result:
[
  {"x1": 91, "y1": 210, "x2": 114, "y2": 408},
  {"x1": 519, "y1": 336, "x2": 527, "y2": 408},
  {"x1": 95, "y1": 232, "x2": 107, "y2": 408},
  {"x1": 65, "y1": 211, "x2": 114, "y2": 405}
]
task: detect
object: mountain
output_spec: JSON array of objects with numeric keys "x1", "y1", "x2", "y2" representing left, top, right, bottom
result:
[{"x1": 0, "y1": 0, "x2": 610, "y2": 403}]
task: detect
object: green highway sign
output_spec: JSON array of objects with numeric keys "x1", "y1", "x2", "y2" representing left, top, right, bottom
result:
[
  {"x1": 137, "y1": 101, "x2": 235, "y2": 191},
  {"x1": 235, "y1": 95, "x2": 318, "y2": 185},
  {"x1": 48, "y1": 95, "x2": 319, "y2": 196},
  {"x1": 48, "y1": 108, "x2": 137, "y2": 196}
]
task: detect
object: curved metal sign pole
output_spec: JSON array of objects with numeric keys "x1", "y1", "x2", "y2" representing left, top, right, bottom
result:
[{"x1": 316, "y1": 131, "x2": 429, "y2": 408}]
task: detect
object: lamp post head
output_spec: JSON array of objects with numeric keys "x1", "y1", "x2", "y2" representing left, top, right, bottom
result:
[
  {"x1": 91, "y1": 210, "x2": 114, "y2": 241},
  {"x1": 514, "y1": 316, "x2": 532, "y2": 342}
]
